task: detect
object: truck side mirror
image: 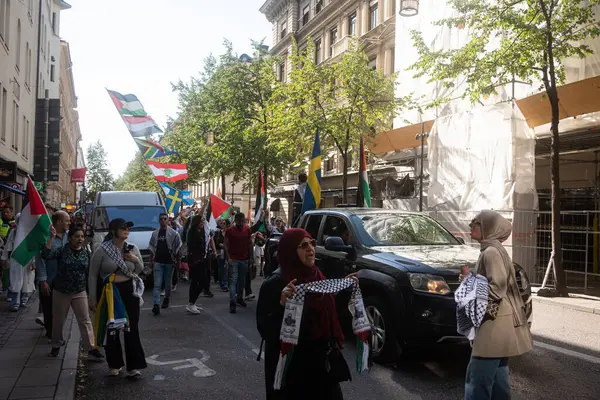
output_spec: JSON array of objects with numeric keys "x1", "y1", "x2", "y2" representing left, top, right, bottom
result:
[{"x1": 324, "y1": 236, "x2": 356, "y2": 261}]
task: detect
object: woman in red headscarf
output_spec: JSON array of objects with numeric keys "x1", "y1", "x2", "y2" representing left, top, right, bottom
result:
[{"x1": 256, "y1": 228, "x2": 356, "y2": 400}]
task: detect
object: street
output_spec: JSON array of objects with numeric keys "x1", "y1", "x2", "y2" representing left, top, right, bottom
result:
[{"x1": 76, "y1": 278, "x2": 600, "y2": 400}]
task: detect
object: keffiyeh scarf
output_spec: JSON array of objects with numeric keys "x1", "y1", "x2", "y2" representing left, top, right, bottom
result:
[
  {"x1": 100, "y1": 240, "x2": 145, "y2": 306},
  {"x1": 274, "y1": 278, "x2": 371, "y2": 390},
  {"x1": 94, "y1": 274, "x2": 129, "y2": 347},
  {"x1": 455, "y1": 273, "x2": 489, "y2": 341}
]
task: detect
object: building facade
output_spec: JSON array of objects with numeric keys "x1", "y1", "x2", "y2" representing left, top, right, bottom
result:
[{"x1": 260, "y1": 0, "x2": 399, "y2": 219}]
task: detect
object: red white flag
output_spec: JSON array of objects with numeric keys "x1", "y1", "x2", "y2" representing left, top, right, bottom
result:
[
  {"x1": 70, "y1": 168, "x2": 87, "y2": 183},
  {"x1": 146, "y1": 161, "x2": 188, "y2": 182}
]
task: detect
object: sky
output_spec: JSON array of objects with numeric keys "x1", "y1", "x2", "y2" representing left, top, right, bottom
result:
[{"x1": 60, "y1": 0, "x2": 272, "y2": 178}]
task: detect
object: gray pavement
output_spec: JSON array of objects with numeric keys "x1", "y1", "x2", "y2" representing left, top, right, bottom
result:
[
  {"x1": 77, "y1": 278, "x2": 600, "y2": 400},
  {"x1": 0, "y1": 293, "x2": 79, "y2": 400}
]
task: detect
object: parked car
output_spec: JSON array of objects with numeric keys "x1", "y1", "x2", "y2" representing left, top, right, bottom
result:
[{"x1": 267, "y1": 208, "x2": 533, "y2": 362}]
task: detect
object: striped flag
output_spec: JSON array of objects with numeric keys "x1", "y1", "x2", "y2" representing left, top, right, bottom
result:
[
  {"x1": 134, "y1": 138, "x2": 176, "y2": 159},
  {"x1": 146, "y1": 161, "x2": 188, "y2": 182},
  {"x1": 107, "y1": 89, "x2": 163, "y2": 137},
  {"x1": 301, "y1": 130, "x2": 322, "y2": 214},
  {"x1": 356, "y1": 136, "x2": 371, "y2": 207}
]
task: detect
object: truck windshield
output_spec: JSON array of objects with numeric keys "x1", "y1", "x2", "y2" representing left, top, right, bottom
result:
[
  {"x1": 359, "y1": 213, "x2": 460, "y2": 245},
  {"x1": 92, "y1": 206, "x2": 165, "y2": 232}
]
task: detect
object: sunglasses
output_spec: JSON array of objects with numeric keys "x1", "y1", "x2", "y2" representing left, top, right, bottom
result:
[
  {"x1": 160, "y1": 217, "x2": 168, "y2": 220},
  {"x1": 118, "y1": 225, "x2": 131, "y2": 231},
  {"x1": 297, "y1": 239, "x2": 317, "y2": 250}
]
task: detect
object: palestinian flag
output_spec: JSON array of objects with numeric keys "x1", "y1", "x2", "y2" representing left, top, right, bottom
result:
[
  {"x1": 106, "y1": 89, "x2": 163, "y2": 137},
  {"x1": 11, "y1": 176, "x2": 52, "y2": 267},
  {"x1": 356, "y1": 136, "x2": 372, "y2": 208},
  {"x1": 134, "y1": 137, "x2": 176, "y2": 159},
  {"x1": 205, "y1": 194, "x2": 232, "y2": 230},
  {"x1": 254, "y1": 169, "x2": 266, "y2": 232}
]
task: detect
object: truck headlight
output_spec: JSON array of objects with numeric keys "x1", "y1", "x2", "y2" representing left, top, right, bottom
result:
[{"x1": 408, "y1": 273, "x2": 451, "y2": 295}]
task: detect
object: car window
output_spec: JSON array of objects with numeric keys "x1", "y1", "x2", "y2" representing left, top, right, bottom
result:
[
  {"x1": 304, "y1": 214, "x2": 323, "y2": 240},
  {"x1": 322, "y1": 216, "x2": 350, "y2": 245},
  {"x1": 359, "y1": 213, "x2": 459, "y2": 245}
]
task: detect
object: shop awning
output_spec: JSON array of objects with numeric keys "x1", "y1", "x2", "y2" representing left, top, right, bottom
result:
[
  {"x1": 517, "y1": 75, "x2": 600, "y2": 128},
  {"x1": 368, "y1": 120, "x2": 435, "y2": 154}
]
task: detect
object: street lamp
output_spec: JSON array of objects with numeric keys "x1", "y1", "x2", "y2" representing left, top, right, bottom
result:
[
  {"x1": 415, "y1": 123, "x2": 429, "y2": 212},
  {"x1": 399, "y1": 0, "x2": 419, "y2": 17}
]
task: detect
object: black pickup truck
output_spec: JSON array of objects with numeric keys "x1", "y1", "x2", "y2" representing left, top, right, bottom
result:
[{"x1": 264, "y1": 208, "x2": 533, "y2": 362}]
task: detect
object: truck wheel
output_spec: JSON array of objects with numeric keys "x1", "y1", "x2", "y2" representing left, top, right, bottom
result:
[{"x1": 364, "y1": 295, "x2": 399, "y2": 363}]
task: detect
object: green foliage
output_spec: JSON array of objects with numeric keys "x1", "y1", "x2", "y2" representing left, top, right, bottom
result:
[
  {"x1": 114, "y1": 152, "x2": 160, "y2": 192},
  {"x1": 85, "y1": 140, "x2": 114, "y2": 201},
  {"x1": 170, "y1": 40, "x2": 292, "y2": 187},
  {"x1": 274, "y1": 38, "x2": 407, "y2": 201},
  {"x1": 408, "y1": 0, "x2": 600, "y2": 105}
]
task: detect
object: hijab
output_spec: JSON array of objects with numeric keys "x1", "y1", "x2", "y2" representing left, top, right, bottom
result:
[
  {"x1": 473, "y1": 210, "x2": 527, "y2": 327},
  {"x1": 277, "y1": 228, "x2": 344, "y2": 345}
]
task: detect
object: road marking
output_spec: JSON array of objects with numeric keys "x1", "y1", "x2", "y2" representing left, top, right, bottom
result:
[
  {"x1": 140, "y1": 305, "x2": 189, "y2": 311},
  {"x1": 201, "y1": 309, "x2": 262, "y2": 356},
  {"x1": 534, "y1": 341, "x2": 600, "y2": 365},
  {"x1": 146, "y1": 350, "x2": 217, "y2": 377}
]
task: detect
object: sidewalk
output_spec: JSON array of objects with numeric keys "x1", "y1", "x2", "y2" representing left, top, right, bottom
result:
[
  {"x1": 532, "y1": 287, "x2": 600, "y2": 314},
  {"x1": 0, "y1": 293, "x2": 79, "y2": 400}
]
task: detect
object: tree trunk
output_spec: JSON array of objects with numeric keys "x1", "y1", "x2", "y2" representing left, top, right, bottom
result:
[
  {"x1": 341, "y1": 153, "x2": 348, "y2": 204},
  {"x1": 221, "y1": 173, "x2": 226, "y2": 199}
]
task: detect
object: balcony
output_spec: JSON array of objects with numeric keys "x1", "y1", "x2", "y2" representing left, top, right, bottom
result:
[{"x1": 329, "y1": 35, "x2": 351, "y2": 60}]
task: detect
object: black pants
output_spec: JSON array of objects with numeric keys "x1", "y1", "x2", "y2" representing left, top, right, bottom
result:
[
  {"x1": 245, "y1": 269, "x2": 253, "y2": 296},
  {"x1": 39, "y1": 284, "x2": 53, "y2": 338},
  {"x1": 189, "y1": 258, "x2": 208, "y2": 304},
  {"x1": 172, "y1": 261, "x2": 179, "y2": 287},
  {"x1": 204, "y1": 258, "x2": 213, "y2": 293},
  {"x1": 105, "y1": 280, "x2": 147, "y2": 371}
]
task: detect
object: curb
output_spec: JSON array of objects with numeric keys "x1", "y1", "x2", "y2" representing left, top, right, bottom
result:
[
  {"x1": 532, "y1": 295, "x2": 600, "y2": 315},
  {"x1": 55, "y1": 315, "x2": 80, "y2": 400}
]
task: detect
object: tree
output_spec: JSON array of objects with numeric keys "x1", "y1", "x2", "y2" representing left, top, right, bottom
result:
[
  {"x1": 85, "y1": 140, "x2": 114, "y2": 201},
  {"x1": 170, "y1": 41, "x2": 293, "y2": 192},
  {"x1": 408, "y1": 0, "x2": 600, "y2": 296},
  {"x1": 274, "y1": 40, "x2": 407, "y2": 203},
  {"x1": 114, "y1": 152, "x2": 160, "y2": 192}
]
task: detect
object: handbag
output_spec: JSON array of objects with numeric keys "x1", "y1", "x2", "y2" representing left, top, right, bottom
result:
[
  {"x1": 325, "y1": 343, "x2": 352, "y2": 383},
  {"x1": 486, "y1": 298, "x2": 501, "y2": 320}
]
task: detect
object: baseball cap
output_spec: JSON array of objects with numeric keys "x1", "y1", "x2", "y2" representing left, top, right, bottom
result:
[{"x1": 108, "y1": 218, "x2": 134, "y2": 231}]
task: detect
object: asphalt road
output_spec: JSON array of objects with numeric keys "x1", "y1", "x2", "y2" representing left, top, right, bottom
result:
[{"x1": 76, "y1": 277, "x2": 600, "y2": 400}]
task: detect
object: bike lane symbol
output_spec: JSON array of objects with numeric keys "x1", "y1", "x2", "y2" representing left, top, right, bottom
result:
[{"x1": 146, "y1": 349, "x2": 216, "y2": 377}]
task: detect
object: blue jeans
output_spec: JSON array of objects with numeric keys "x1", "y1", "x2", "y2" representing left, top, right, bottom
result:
[
  {"x1": 217, "y1": 255, "x2": 228, "y2": 289},
  {"x1": 465, "y1": 357, "x2": 510, "y2": 400},
  {"x1": 228, "y1": 260, "x2": 248, "y2": 306},
  {"x1": 153, "y1": 263, "x2": 174, "y2": 305}
]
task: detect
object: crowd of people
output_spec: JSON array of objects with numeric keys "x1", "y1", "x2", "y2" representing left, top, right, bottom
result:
[{"x1": 0, "y1": 199, "x2": 531, "y2": 399}]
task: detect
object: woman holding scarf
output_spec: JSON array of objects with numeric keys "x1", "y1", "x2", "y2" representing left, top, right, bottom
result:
[
  {"x1": 257, "y1": 228, "x2": 358, "y2": 400},
  {"x1": 88, "y1": 218, "x2": 147, "y2": 379},
  {"x1": 186, "y1": 214, "x2": 216, "y2": 314},
  {"x1": 464, "y1": 210, "x2": 532, "y2": 399}
]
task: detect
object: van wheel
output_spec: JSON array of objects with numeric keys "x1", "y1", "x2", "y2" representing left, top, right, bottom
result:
[{"x1": 364, "y1": 296, "x2": 399, "y2": 363}]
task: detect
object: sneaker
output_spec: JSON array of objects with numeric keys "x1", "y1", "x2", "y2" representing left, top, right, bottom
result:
[
  {"x1": 236, "y1": 299, "x2": 248, "y2": 308},
  {"x1": 10, "y1": 304, "x2": 19, "y2": 312},
  {"x1": 88, "y1": 349, "x2": 105, "y2": 362},
  {"x1": 152, "y1": 304, "x2": 160, "y2": 316},
  {"x1": 108, "y1": 368, "x2": 122, "y2": 377},
  {"x1": 172, "y1": 285, "x2": 177, "y2": 292},
  {"x1": 48, "y1": 347, "x2": 60, "y2": 357},
  {"x1": 203, "y1": 291, "x2": 214, "y2": 298},
  {"x1": 244, "y1": 294, "x2": 256, "y2": 301},
  {"x1": 127, "y1": 369, "x2": 142, "y2": 380},
  {"x1": 161, "y1": 298, "x2": 170, "y2": 309},
  {"x1": 160, "y1": 290, "x2": 165, "y2": 296},
  {"x1": 221, "y1": 287, "x2": 228, "y2": 292},
  {"x1": 229, "y1": 304, "x2": 236, "y2": 314},
  {"x1": 186, "y1": 304, "x2": 202, "y2": 315},
  {"x1": 35, "y1": 314, "x2": 44, "y2": 327}
]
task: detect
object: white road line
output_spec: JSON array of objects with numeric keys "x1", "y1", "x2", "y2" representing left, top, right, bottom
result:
[
  {"x1": 201, "y1": 308, "x2": 262, "y2": 356},
  {"x1": 534, "y1": 340, "x2": 600, "y2": 365},
  {"x1": 140, "y1": 304, "x2": 188, "y2": 311}
]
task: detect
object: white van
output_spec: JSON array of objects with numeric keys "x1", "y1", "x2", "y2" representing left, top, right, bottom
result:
[{"x1": 88, "y1": 191, "x2": 166, "y2": 268}]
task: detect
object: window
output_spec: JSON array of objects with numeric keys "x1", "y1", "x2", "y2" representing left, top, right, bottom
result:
[
  {"x1": 315, "y1": 0, "x2": 323, "y2": 14},
  {"x1": 15, "y1": 19, "x2": 21, "y2": 71},
  {"x1": 0, "y1": 0, "x2": 10, "y2": 46},
  {"x1": 369, "y1": 4, "x2": 378, "y2": 30},
  {"x1": 12, "y1": 101, "x2": 19, "y2": 150},
  {"x1": 314, "y1": 39, "x2": 322, "y2": 64},
  {"x1": 329, "y1": 26, "x2": 338, "y2": 57},
  {"x1": 304, "y1": 214, "x2": 323, "y2": 241},
  {"x1": 25, "y1": 43, "x2": 31, "y2": 88},
  {"x1": 280, "y1": 19, "x2": 287, "y2": 39},
  {"x1": 51, "y1": 12, "x2": 57, "y2": 34},
  {"x1": 322, "y1": 216, "x2": 350, "y2": 245},
  {"x1": 348, "y1": 12, "x2": 357, "y2": 36},
  {"x1": 50, "y1": 64, "x2": 55, "y2": 82},
  {"x1": 278, "y1": 58, "x2": 286, "y2": 82},
  {"x1": 0, "y1": 87, "x2": 6, "y2": 141},
  {"x1": 359, "y1": 213, "x2": 460, "y2": 245},
  {"x1": 325, "y1": 156, "x2": 335, "y2": 171},
  {"x1": 302, "y1": 5, "x2": 309, "y2": 26},
  {"x1": 21, "y1": 115, "x2": 26, "y2": 156},
  {"x1": 368, "y1": 57, "x2": 377, "y2": 70}
]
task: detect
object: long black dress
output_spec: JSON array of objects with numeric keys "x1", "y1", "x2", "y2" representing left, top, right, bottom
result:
[{"x1": 256, "y1": 269, "x2": 347, "y2": 400}]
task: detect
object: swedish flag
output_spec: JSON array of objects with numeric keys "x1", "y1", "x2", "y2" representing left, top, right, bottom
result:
[
  {"x1": 301, "y1": 130, "x2": 322, "y2": 214},
  {"x1": 160, "y1": 183, "x2": 184, "y2": 214}
]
